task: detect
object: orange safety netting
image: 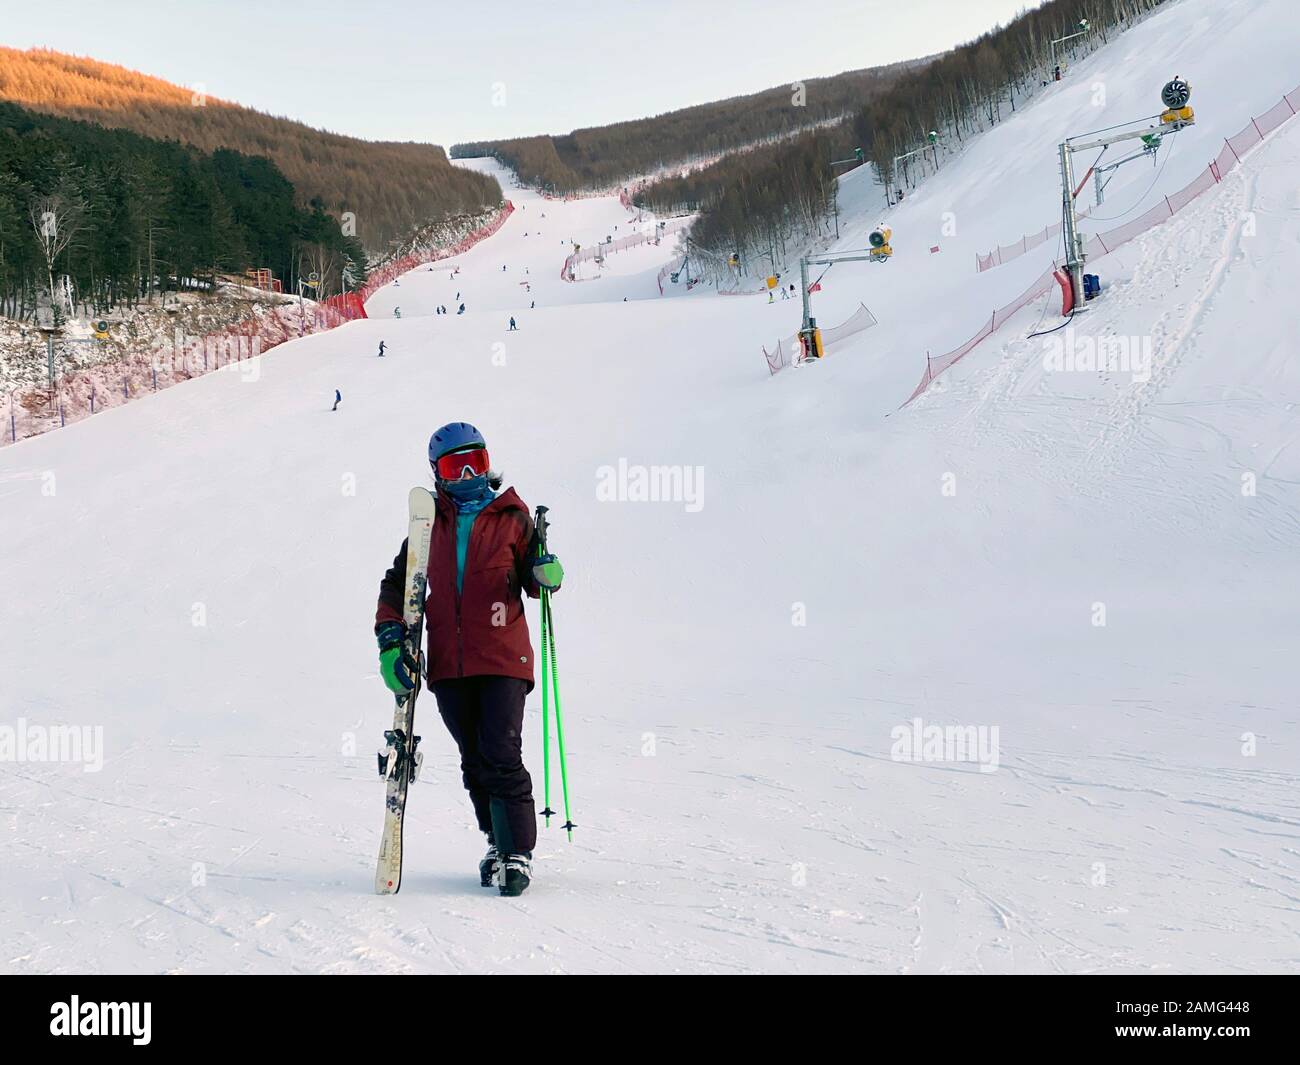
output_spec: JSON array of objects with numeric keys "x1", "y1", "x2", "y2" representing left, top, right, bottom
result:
[{"x1": 910, "y1": 85, "x2": 1299, "y2": 405}]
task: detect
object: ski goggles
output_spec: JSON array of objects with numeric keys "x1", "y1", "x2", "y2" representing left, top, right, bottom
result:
[{"x1": 434, "y1": 446, "x2": 491, "y2": 481}]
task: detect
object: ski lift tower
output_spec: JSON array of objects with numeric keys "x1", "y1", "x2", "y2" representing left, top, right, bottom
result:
[
  {"x1": 888, "y1": 132, "x2": 939, "y2": 204},
  {"x1": 36, "y1": 325, "x2": 60, "y2": 398},
  {"x1": 1057, "y1": 77, "x2": 1196, "y2": 308},
  {"x1": 1050, "y1": 19, "x2": 1090, "y2": 77}
]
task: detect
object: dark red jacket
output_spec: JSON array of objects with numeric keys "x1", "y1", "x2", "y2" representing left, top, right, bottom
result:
[{"x1": 376, "y1": 487, "x2": 541, "y2": 687}]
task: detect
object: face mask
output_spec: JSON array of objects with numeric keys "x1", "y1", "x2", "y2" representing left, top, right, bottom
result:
[{"x1": 442, "y1": 473, "x2": 495, "y2": 511}]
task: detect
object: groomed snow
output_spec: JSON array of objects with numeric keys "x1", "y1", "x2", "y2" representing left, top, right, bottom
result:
[{"x1": 1, "y1": 0, "x2": 1296, "y2": 973}]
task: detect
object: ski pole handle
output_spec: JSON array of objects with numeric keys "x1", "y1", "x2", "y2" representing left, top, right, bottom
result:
[{"x1": 534, "y1": 504, "x2": 549, "y2": 554}]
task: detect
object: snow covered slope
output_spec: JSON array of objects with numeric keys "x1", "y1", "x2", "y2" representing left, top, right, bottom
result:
[{"x1": 1, "y1": 0, "x2": 1297, "y2": 974}]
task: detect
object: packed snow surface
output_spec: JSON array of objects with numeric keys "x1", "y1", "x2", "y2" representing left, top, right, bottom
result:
[{"x1": 1, "y1": 0, "x2": 1297, "y2": 972}]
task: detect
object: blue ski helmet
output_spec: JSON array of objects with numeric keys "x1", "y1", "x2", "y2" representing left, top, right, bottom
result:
[{"x1": 428, "y1": 422, "x2": 486, "y2": 463}]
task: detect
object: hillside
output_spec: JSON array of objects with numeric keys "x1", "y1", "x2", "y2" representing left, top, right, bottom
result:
[
  {"x1": 640, "y1": 0, "x2": 1163, "y2": 280},
  {"x1": 451, "y1": 60, "x2": 917, "y2": 193},
  {"x1": 0, "y1": 47, "x2": 502, "y2": 251}
]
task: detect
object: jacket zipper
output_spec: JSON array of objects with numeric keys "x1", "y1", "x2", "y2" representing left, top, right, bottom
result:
[
  {"x1": 454, "y1": 511, "x2": 466, "y2": 678},
  {"x1": 455, "y1": 498, "x2": 493, "y2": 678}
]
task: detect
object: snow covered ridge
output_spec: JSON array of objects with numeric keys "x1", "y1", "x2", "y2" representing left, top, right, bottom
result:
[{"x1": 906, "y1": 84, "x2": 1300, "y2": 405}]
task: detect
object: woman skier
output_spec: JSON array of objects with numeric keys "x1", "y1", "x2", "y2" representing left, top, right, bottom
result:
[{"x1": 373, "y1": 423, "x2": 563, "y2": 896}]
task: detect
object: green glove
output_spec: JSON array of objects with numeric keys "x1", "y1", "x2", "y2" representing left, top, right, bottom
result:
[
  {"x1": 377, "y1": 621, "x2": 416, "y2": 694},
  {"x1": 379, "y1": 647, "x2": 416, "y2": 694},
  {"x1": 533, "y1": 553, "x2": 564, "y2": 591}
]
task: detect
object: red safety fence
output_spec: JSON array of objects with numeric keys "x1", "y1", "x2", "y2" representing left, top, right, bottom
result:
[
  {"x1": 909, "y1": 84, "x2": 1300, "y2": 405},
  {"x1": 975, "y1": 208, "x2": 1093, "y2": 272},
  {"x1": 764, "y1": 303, "x2": 879, "y2": 375},
  {"x1": 5, "y1": 202, "x2": 520, "y2": 446},
  {"x1": 560, "y1": 216, "x2": 691, "y2": 281},
  {"x1": 656, "y1": 261, "x2": 674, "y2": 295},
  {"x1": 5, "y1": 299, "x2": 352, "y2": 445},
  {"x1": 976, "y1": 86, "x2": 1300, "y2": 273},
  {"x1": 324, "y1": 291, "x2": 368, "y2": 320},
  {"x1": 360, "y1": 201, "x2": 514, "y2": 301}
]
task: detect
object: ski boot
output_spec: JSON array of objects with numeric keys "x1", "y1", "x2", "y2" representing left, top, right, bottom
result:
[
  {"x1": 497, "y1": 853, "x2": 532, "y2": 897},
  {"x1": 479, "y1": 841, "x2": 499, "y2": 888}
]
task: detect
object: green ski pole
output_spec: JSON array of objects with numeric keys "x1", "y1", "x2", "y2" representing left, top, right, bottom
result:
[
  {"x1": 535, "y1": 506, "x2": 555, "y2": 827},
  {"x1": 539, "y1": 587, "x2": 552, "y2": 826},
  {"x1": 544, "y1": 592, "x2": 575, "y2": 841}
]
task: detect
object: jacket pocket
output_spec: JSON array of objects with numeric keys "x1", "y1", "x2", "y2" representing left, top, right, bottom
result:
[{"x1": 474, "y1": 564, "x2": 516, "y2": 630}]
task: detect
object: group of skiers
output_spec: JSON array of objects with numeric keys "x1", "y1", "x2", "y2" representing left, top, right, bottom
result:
[{"x1": 373, "y1": 423, "x2": 563, "y2": 897}]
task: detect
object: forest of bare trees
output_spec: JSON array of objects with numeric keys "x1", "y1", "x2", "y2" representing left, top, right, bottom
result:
[
  {"x1": 638, "y1": 0, "x2": 1173, "y2": 282},
  {"x1": 451, "y1": 61, "x2": 914, "y2": 194}
]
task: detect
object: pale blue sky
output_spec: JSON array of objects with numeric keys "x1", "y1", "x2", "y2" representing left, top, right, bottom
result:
[{"x1": 4, "y1": 0, "x2": 1038, "y2": 146}]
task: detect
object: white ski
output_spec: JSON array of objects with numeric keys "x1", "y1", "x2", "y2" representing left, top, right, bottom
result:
[{"x1": 374, "y1": 486, "x2": 437, "y2": 895}]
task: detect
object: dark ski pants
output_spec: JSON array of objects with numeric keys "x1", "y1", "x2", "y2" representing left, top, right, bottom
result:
[{"x1": 432, "y1": 676, "x2": 536, "y2": 854}]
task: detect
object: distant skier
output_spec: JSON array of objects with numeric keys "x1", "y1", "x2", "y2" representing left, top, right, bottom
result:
[
  {"x1": 332, "y1": 389, "x2": 342, "y2": 411},
  {"x1": 458, "y1": 303, "x2": 465, "y2": 315},
  {"x1": 373, "y1": 422, "x2": 563, "y2": 897},
  {"x1": 378, "y1": 341, "x2": 386, "y2": 357},
  {"x1": 508, "y1": 317, "x2": 517, "y2": 331},
  {"x1": 394, "y1": 307, "x2": 402, "y2": 319},
  {"x1": 530, "y1": 300, "x2": 535, "y2": 309}
]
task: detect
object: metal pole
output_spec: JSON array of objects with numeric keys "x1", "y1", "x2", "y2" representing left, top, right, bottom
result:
[
  {"x1": 1059, "y1": 141, "x2": 1085, "y2": 307},
  {"x1": 800, "y1": 258, "x2": 811, "y2": 333}
]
